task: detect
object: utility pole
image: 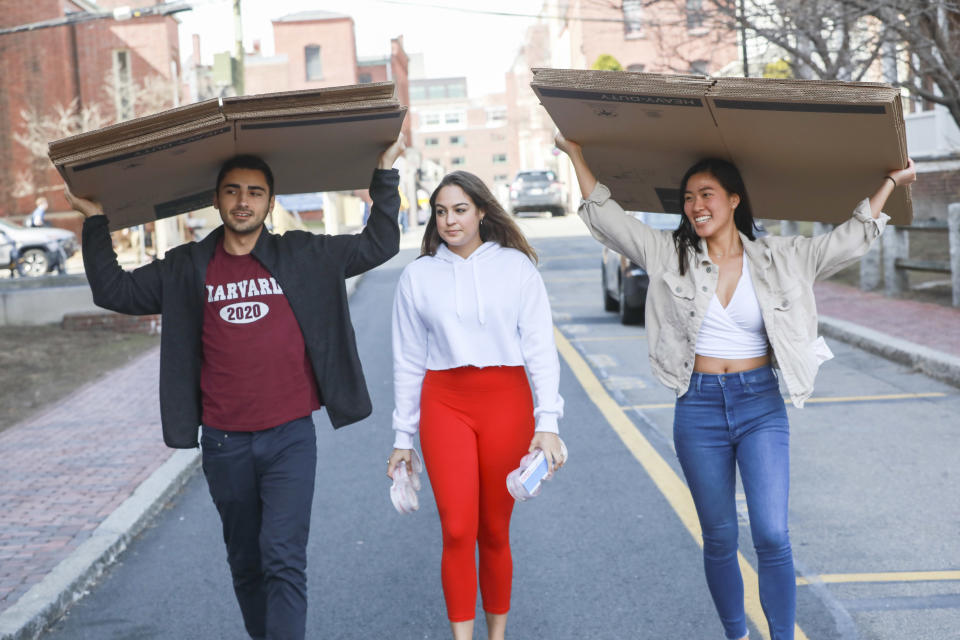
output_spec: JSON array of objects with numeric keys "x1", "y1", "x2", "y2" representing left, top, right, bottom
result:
[
  {"x1": 739, "y1": 0, "x2": 749, "y2": 77},
  {"x1": 233, "y1": 0, "x2": 244, "y2": 95}
]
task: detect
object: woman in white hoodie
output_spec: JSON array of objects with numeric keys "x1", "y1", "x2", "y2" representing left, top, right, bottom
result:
[{"x1": 387, "y1": 171, "x2": 565, "y2": 640}]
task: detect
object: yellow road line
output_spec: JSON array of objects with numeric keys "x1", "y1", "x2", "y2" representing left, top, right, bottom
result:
[
  {"x1": 554, "y1": 328, "x2": 808, "y2": 640},
  {"x1": 627, "y1": 403, "x2": 676, "y2": 410},
  {"x1": 802, "y1": 392, "x2": 946, "y2": 404},
  {"x1": 797, "y1": 570, "x2": 960, "y2": 586}
]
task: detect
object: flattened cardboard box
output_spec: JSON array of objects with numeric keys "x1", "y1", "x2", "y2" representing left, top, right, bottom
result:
[
  {"x1": 49, "y1": 82, "x2": 406, "y2": 231},
  {"x1": 532, "y1": 68, "x2": 912, "y2": 225}
]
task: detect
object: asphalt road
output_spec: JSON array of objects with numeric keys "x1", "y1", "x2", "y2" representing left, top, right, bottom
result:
[{"x1": 42, "y1": 215, "x2": 960, "y2": 639}]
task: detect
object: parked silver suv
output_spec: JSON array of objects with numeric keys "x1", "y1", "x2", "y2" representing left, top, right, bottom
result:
[
  {"x1": 0, "y1": 218, "x2": 77, "y2": 277},
  {"x1": 508, "y1": 170, "x2": 567, "y2": 217}
]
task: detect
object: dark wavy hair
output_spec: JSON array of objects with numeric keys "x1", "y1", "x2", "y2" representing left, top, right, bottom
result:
[
  {"x1": 216, "y1": 155, "x2": 275, "y2": 198},
  {"x1": 421, "y1": 171, "x2": 538, "y2": 263},
  {"x1": 672, "y1": 158, "x2": 760, "y2": 275}
]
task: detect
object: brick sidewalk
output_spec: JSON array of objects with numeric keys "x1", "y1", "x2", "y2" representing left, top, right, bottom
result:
[
  {"x1": 0, "y1": 347, "x2": 169, "y2": 615},
  {"x1": 815, "y1": 281, "x2": 960, "y2": 360}
]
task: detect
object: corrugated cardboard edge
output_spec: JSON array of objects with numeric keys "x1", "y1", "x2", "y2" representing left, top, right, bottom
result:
[
  {"x1": 221, "y1": 82, "x2": 397, "y2": 114},
  {"x1": 51, "y1": 116, "x2": 230, "y2": 168},
  {"x1": 47, "y1": 99, "x2": 223, "y2": 161}
]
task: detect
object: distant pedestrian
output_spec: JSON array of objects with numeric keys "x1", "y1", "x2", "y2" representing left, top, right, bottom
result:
[
  {"x1": 387, "y1": 171, "x2": 565, "y2": 640},
  {"x1": 65, "y1": 134, "x2": 405, "y2": 640},
  {"x1": 398, "y1": 186, "x2": 410, "y2": 232},
  {"x1": 27, "y1": 196, "x2": 48, "y2": 227},
  {"x1": 556, "y1": 132, "x2": 915, "y2": 640}
]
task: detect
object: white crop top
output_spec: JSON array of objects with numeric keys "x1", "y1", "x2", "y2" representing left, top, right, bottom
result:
[{"x1": 694, "y1": 255, "x2": 769, "y2": 359}]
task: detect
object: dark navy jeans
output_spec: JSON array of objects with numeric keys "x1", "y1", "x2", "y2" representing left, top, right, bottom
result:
[
  {"x1": 201, "y1": 416, "x2": 317, "y2": 640},
  {"x1": 674, "y1": 366, "x2": 795, "y2": 640}
]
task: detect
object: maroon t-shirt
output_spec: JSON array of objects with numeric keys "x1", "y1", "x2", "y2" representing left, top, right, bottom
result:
[{"x1": 201, "y1": 240, "x2": 320, "y2": 431}]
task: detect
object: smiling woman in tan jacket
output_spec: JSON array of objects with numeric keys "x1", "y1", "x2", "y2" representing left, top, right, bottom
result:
[{"x1": 556, "y1": 132, "x2": 915, "y2": 640}]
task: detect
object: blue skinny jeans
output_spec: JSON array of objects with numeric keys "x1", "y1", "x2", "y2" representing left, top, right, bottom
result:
[{"x1": 673, "y1": 365, "x2": 795, "y2": 640}]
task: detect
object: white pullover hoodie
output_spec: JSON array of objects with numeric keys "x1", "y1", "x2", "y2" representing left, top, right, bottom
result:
[{"x1": 391, "y1": 241, "x2": 564, "y2": 449}]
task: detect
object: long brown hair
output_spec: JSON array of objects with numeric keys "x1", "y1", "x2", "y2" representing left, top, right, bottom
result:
[{"x1": 421, "y1": 171, "x2": 538, "y2": 263}]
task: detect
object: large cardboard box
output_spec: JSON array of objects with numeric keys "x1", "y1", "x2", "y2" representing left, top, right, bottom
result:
[
  {"x1": 49, "y1": 83, "x2": 407, "y2": 231},
  {"x1": 531, "y1": 68, "x2": 912, "y2": 225}
]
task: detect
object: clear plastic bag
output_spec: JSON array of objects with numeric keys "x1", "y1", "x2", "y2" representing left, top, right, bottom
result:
[
  {"x1": 506, "y1": 438, "x2": 568, "y2": 501},
  {"x1": 390, "y1": 449, "x2": 423, "y2": 514}
]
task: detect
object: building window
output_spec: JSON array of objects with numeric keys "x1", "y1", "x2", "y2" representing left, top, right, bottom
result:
[
  {"x1": 410, "y1": 85, "x2": 427, "y2": 101},
  {"x1": 428, "y1": 85, "x2": 447, "y2": 99},
  {"x1": 112, "y1": 50, "x2": 134, "y2": 121},
  {"x1": 623, "y1": 0, "x2": 644, "y2": 38},
  {"x1": 690, "y1": 59, "x2": 709, "y2": 75},
  {"x1": 445, "y1": 112, "x2": 464, "y2": 126},
  {"x1": 686, "y1": 0, "x2": 705, "y2": 30},
  {"x1": 424, "y1": 137, "x2": 440, "y2": 146},
  {"x1": 494, "y1": 174, "x2": 509, "y2": 182},
  {"x1": 451, "y1": 157, "x2": 466, "y2": 166},
  {"x1": 305, "y1": 45, "x2": 322, "y2": 81},
  {"x1": 358, "y1": 72, "x2": 372, "y2": 83},
  {"x1": 424, "y1": 113, "x2": 441, "y2": 126},
  {"x1": 486, "y1": 107, "x2": 507, "y2": 125},
  {"x1": 492, "y1": 153, "x2": 507, "y2": 164},
  {"x1": 449, "y1": 135, "x2": 464, "y2": 145},
  {"x1": 627, "y1": 63, "x2": 646, "y2": 73}
]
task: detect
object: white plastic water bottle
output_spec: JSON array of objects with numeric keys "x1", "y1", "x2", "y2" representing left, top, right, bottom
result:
[{"x1": 506, "y1": 438, "x2": 568, "y2": 501}]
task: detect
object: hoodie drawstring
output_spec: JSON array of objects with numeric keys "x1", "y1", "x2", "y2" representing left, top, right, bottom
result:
[
  {"x1": 472, "y1": 260, "x2": 485, "y2": 325},
  {"x1": 450, "y1": 250, "x2": 486, "y2": 325}
]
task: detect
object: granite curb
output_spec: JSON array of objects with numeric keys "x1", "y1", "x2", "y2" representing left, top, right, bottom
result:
[
  {"x1": 820, "y1": 314, "x2": 960, "y2": 388},
  {"x1": 0, "y1": 275, "x2": 365, "y2": 640}
]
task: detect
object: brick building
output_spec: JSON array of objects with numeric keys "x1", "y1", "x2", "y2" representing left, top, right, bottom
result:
[
  {"x1": 243, "y1": 11, "x2": 411, "y2": 147},
  {"x1": 409, "y1": 77, "x2": 516, "y2": 204},
  {"x1": 0, "y1": 0, "x2": 182, "y2": 222}
]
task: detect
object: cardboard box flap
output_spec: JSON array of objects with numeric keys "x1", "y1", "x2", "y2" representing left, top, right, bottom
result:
[
  {"x1": 532, "y1": 68, "x2": 912, "y2": 224},
  {"x1": 49, "y1": 84, "x2": 406, "y2": 231},
  {"x1": 705, "y1": 77, "x2": 910, "y2": 224},
  {"x1": 531, "y1": 68, "x2": 728, "y2": 213},
  {"x1": 236, "y1": 106, "x2": 408, "y2": 195}
]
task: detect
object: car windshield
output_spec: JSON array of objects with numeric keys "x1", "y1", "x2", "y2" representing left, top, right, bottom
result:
[
  {"x1": 632, "y1": 212, "x2": 681, "y2": 229},
  {"x1": 516, "y1": 171, "x2": 555, "y2": 183}
]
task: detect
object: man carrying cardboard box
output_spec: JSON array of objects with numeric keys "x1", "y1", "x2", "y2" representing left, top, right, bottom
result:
[{"x1": 64, "y1": 134, "x2": 406, "y2": 640}]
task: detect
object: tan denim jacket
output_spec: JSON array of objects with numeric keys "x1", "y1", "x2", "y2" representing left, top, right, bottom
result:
[{"x1": 580, "y1": 183, "x2": 889, "y2": 407}]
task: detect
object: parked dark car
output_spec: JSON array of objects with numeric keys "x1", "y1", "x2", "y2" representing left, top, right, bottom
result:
[
  {"x1": 0, "y1": 218, "x2": 77, "y2": 277},
  {"x1": 601, "y1": 211, "x2": 682, "y2": 325},
  {"x1": 508, "y1": 170, "x2": 567, "y2": 217},
  {"x1": 0, "y1": 230, "x2": 21, "y2": 276}
]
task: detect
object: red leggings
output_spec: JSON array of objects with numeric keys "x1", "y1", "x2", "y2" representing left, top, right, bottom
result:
[{"x1": 420, "y1": 366, "x2": 534, "y2": 622}]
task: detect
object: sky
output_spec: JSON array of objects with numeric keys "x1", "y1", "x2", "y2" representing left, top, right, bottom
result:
[{"x1": 175, "y1": 0, "x2": 546, "y2": 97}]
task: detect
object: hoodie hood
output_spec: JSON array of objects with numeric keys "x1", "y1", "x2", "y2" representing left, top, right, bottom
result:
[{"x1": 436, "y1": 242, "x2": 501, "y2": 325}]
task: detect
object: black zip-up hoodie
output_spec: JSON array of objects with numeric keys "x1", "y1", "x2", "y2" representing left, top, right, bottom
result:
[{"x1": 81, "y1": 168, "x2": 401, "y2": 448}]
